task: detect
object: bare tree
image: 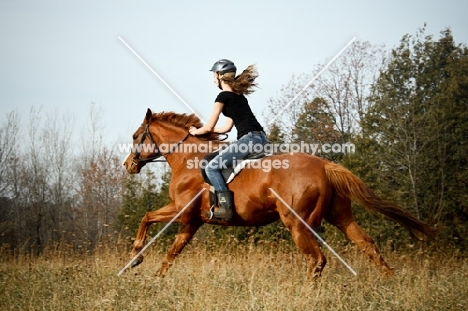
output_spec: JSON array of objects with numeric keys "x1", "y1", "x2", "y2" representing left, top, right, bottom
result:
[
  {"x1": 20, "y1": 106, "x2": 50, "y2": 254},
  {"x1": 73, "y1": 103, "x2": 126, "y2": 250},
  {"x1": 263, "y1": 73, "x2": 313, "y2": 140},
  {"x1": 313, "y1": 40, "x2": 386, "y2": 139},
  {"x1": 264, "y1": 40, "x2": 386, "y2": 143},
  {"x1": 0, "y1": 111, "x2": 20, "y2": 253},
  {"x1": 41, "y1": 110, "x2": 75, "y2": 244},
  {"x1": 76, "y1": 148, "x2": 125, "y2": 247},
  {"x1": 80, "y1": 102, "x2": 105, "y2": 165},
  {"x1": 0, "y1": 111, "x2": 19, "y2": 197}
]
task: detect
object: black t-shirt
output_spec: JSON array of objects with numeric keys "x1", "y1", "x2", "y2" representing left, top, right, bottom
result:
[{"x1": 215, "y1": 91, "x2": 264, "y2": 139}]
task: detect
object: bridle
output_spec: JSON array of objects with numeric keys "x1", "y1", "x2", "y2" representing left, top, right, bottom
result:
[{"x1": 130, "y1": 123, "x2": 190, "y2": 168}]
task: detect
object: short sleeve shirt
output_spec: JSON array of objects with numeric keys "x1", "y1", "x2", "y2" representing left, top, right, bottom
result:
[{"x1": 215, "y1": 91, "x2": 264, "y2": 139}]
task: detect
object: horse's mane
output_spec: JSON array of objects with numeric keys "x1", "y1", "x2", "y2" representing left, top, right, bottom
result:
[{"x1": 151, "y1": 111, "x2": 221, "y2": 141}]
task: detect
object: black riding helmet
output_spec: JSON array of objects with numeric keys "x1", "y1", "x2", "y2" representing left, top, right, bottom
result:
[{"x1": 210, "y1": 59, "x2": 237, "y2": 74}]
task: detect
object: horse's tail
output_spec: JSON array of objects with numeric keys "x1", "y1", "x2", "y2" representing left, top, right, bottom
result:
[{"x1": 324, "y1": 162, "x2": 438, "y2": 240}]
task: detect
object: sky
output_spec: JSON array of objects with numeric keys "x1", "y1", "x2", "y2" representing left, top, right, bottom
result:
[{"x1": 1, "y1": 0, "x2": 467, "y2": 150}]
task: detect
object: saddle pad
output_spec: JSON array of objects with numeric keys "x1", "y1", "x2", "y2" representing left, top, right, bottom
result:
[{"x1": 226, "y1": 158, "x2": 265, "y2": 183}]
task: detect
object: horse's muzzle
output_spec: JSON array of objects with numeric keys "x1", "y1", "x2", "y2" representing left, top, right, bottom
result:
[{"x1": 123, "y1": 155, "x2": 141, "y2": 174}]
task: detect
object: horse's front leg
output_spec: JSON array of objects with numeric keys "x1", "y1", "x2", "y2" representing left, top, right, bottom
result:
[
  {"x1": 131, "y1": 202, "x2": 178, "y2": 267},
  {"x1": 156, "y1": 220, "x2": 203, "y2": 277}
]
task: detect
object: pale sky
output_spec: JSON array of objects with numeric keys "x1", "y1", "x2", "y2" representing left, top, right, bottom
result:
[{"x1": 1, "y1": 0, "x2": 467, "y2": 149}]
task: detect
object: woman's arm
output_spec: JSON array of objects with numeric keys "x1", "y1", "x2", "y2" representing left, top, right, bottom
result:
[
  {"x1": 189, "y1": 102, "x2": 224, "y2": 135},
  {"x1": 214, "y1": 117, "x2": 234, "y2": 134}
]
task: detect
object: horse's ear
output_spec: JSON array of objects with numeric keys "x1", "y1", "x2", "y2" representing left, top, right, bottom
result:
[{"x1": 144, "y1": 108, "x2": 152, "y2": 124}]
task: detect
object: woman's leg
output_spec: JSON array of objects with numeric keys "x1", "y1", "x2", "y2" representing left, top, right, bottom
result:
[
  {"x1": 205, "y1": 134, "x2": 269, "y2": 187},
  {"x1": 205, "y1": 136, "x2": 252, "y2": 191},
  {"x1": 204, "y1": 136, "x2": 258, "y2": 220},
  {"x1": 205, "y1": 155, "x2": 229, "y2": 192}
]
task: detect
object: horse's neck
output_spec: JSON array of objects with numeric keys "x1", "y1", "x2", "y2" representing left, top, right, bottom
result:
[
  {"x1": 153, "y1": 124, "x2": 220, "y2": 169},
  {"x1": 166, "y1": 138, "x2": 223, "y2": 166}
]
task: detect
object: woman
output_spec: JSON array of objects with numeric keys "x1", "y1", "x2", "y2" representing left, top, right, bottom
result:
[{"x1": 189, "y1": 59, "x2": 270, "y2": 221}]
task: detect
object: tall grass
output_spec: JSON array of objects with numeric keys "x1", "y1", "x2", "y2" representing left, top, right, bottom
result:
[{"x1": 1, "y1": 237, "x2": 467, "y2": 310}]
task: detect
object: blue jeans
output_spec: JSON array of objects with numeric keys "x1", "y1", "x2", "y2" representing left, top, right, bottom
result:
[{"x1": 205, "y1": 131, "x2": 270, "y2": 191}]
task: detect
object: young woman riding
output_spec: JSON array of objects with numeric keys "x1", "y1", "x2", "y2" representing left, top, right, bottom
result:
[{"x1": 189, "y1": 59, "x2": 270, "y2": 221}]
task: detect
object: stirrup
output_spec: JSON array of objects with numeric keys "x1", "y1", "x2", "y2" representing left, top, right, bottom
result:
[
  {"x1": 207, "y1": 186, "x2": 216, "y2": 220},
  {"x1": 207, "y1": 204, "x2": 216, "y2": 220}
]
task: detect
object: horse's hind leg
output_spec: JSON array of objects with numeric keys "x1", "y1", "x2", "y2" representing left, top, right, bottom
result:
[
  {"x1": 156, "y1": 221, "x2": 203, "y2": 277},
  {"x1": 279, "y1": 206, "x2": 327, "y2": 278},
  {"x1": 325, "y1": 195, "x2": 394, "y2": 276},
  {"x1": 288, "y1": 223, "x2": 327, "y2": 278}
]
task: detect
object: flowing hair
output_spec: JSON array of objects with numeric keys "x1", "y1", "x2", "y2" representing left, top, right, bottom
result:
[{"x1": 220, "y1": 64, "x2": 258, "y2": 95}]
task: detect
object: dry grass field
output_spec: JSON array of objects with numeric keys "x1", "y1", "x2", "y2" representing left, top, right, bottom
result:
[{"x1": 1, "y1": 237, "x2": 467, "y2": 311}]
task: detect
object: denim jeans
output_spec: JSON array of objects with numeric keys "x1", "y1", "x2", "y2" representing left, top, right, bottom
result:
[{"x1": 205, "y1": 131, "x2": 270, "y2": 191}]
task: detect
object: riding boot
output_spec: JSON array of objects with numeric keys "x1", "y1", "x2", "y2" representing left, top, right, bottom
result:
[{"x1": 212, "y1": 190, "x2": 234, "y2": 221}]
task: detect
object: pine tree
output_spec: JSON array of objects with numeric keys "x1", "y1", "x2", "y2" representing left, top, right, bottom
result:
[
  {"x1": 266, "y1": 123, "x2": 285, "y2": 155},
  {"x1": 293, "y1": 97, "x2": 343, "y2": 161}
]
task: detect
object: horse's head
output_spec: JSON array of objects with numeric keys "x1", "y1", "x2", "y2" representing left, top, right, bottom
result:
[
  {"x1": 123, "y1": 108, "x2": 222, "y2": 174},
  {"x1": 123, "y1": 108, "x2": 162, "y2": 174}
]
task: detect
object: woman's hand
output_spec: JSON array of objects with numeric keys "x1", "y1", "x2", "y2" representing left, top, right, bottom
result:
[{"x1": 189, "y1": 126, "x2": 198, "y2": 135}]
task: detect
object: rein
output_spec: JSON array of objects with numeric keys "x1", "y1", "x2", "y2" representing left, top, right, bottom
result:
[{"x1": 132, "y1": 123, "x2": 190, "y2": 165}]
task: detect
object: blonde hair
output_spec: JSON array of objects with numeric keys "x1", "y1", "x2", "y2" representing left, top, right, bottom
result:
[{"x1": 220, "y1": 64, "x2": 258, "y2": 95}]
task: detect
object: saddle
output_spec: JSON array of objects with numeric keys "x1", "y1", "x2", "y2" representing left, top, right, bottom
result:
[
  {"x1": 201, "y1": 150, "x2": 266, "y2": 184},
  {"x1": 200, "y1": 150, "x2": 268, "y2": 208}
]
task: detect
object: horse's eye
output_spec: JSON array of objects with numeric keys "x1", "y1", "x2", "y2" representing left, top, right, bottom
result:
[{"x1": 132, "y1": 134, "x2": 138, "y2": 140}]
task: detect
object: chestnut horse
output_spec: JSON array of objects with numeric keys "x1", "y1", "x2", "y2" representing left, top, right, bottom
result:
[{"x1": 123, "y1": 108, "x2": 436, "y2": 278}]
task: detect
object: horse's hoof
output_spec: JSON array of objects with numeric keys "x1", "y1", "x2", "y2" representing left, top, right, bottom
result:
[
  {"x1": 131, "y1": 256, "x2": 143, "y2": 268},
  {"x1": 156, "y1": 271, "x2": 166, "y2": 278}
]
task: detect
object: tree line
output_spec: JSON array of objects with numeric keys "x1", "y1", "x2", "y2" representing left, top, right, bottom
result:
[
  {"x1": 266, "y1": 27, "x2": 468, "y2": 251},
  {"x1": 0, "y1": 105, "x2": 132, "y2": 255}
]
